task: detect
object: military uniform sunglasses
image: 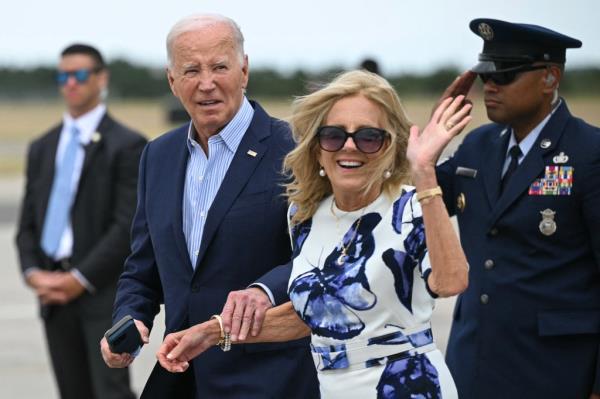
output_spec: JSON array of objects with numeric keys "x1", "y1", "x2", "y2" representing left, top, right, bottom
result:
[
  {"x1": 56, "y1": 67, "x2": 103, "y2": 86},
  {"x1": 478, "y1": 64, "x2": 548, "y2": 86},
  {"x1": 316, "y1": 126, "x2": 388, "y2": 154}
]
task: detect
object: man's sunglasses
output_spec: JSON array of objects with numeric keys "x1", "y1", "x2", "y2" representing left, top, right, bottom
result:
[
  {"x1": 478, "y1": 65, "x2": 547, "y2": 86},
  {"x1": 56, "y1": 67, "x2": 102, "y2": 86},
  {"x1": 316, "y1": 126, "x2": 388, "y2": 154}
]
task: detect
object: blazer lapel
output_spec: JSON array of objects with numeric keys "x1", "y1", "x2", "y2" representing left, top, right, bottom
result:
[
  {"x1": 171, "y1": 128, "x2": 195, "y2": 272},
  {"x1": 193, "y1": 104, "x2": 270, "y2": 271},
  {"x1": 79, "y1": 114, "x2": 111, "y2": 182},
  {"x1": 488, "y1": 102, "x2": 571, "y2": 227},
  {"x1": 481, "y1": 126, "x2": 510, "y2": 208}
]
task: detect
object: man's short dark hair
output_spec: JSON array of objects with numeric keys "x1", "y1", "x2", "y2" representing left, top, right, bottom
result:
[{"x1": 61, "y1": 44, "x2": 105, "y2": 69}]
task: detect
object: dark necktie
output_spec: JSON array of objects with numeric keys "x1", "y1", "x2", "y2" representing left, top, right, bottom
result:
[{"x1": 500, "y1": 145, "x2": 522, "y2": 194}]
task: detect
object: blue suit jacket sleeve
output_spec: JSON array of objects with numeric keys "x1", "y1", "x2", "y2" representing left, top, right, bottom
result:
[
  {"x1": 254, "y1": 261, "x2": 293, "y2": 305},
  {"x1": 113, "y1": 143, "x2": 162, "y2": 330}
]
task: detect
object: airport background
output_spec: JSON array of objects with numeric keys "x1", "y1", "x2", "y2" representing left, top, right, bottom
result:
[{"x1": 1, "y1": 0, "x2": 599, "y2": 397}]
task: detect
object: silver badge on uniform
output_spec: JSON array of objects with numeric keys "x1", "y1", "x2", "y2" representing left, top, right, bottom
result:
[
  {"x1": 478, "y1": 23, "x2": 494, "y2": 41},
  {"x1": 539, "y1": 209, "x2": 557, "y2": 236},
  {"x1": 552, "y1": 152, "x2": 569, "y2": 164},
  {"x1": 540, "y1": 139, "x2": 552, "y2": 149}
]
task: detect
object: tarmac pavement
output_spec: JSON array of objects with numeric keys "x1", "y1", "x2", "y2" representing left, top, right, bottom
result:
[
  {"x1": 0, "y1": 176, "x2": 456, "y2": 398},
  {"x1": 0, "y1": 176, "x2": 165, "y2": 398}
]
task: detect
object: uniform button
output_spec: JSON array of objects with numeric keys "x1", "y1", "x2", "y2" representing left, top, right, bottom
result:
[
  {"x1": 484, "y1": 259, "x2": 495, "y2": 270},
  {"x1": 480, "y1": 294, "x2": 489, "y2": 304},
  {"x1": 489, "y1": 227, "x2": 499, "y2": 236}
]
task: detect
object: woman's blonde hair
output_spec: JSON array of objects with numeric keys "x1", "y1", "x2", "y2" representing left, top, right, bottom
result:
[{"x1": 284, "y1": 70, "x2": 412, "y2": 224}]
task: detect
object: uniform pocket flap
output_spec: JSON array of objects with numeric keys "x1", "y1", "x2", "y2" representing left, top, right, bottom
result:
[{"x1": 537, "y1": 309, "x2": 600, "y2": 336}]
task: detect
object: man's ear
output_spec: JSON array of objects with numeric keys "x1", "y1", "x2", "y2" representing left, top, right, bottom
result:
[
  {"x1": 98, "y1": 69, "x2": 110, "y2": 90},
  {"x1": 241, "y1": 54, "x2": 249, "y2": 90},
  {"x1": 543, "y1": 65, "x2": 561, "y2": 92},
  {"x1": 166, "y1": 67, "x2": 178, "y2": 97}
]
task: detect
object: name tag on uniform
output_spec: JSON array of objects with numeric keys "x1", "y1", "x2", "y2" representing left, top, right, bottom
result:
[
  {"x1": 456, "y1": 167, "x2": 478, "y2": 178},
  {"x1": 529, "y1": 165, "x2": 573, "y2": 195}
]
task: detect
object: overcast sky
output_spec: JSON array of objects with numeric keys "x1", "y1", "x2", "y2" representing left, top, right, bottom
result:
[{"x1": 2, "y1": 0, "x2": 599, "y2": 74}]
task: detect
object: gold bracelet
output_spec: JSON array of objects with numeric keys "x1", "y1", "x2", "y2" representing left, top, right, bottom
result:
[
  {"x1": 210, "y1": 315, "x2": 231, "y2": 352},
  {"x1": 416, "y1": 186, "x2": 443, "y2": 203}
]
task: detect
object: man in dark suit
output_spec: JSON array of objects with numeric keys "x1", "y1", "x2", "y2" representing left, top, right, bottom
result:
[
  {"x1": 15, "y1": 44, "x2": 146, "y2": 399},
  {"x1": 436, "y1": 19, "x2": 600, "y2": 398},
  {"x1": 100, "y1": 14, "x2": 318, "y2": 398}
]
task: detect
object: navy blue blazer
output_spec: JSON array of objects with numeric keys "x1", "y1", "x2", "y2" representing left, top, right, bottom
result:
[
  {"x1": 113, "y1": 102, "x2": 318, "y2": 398},
  {"x1": 437, "y1": 101, "x2": 600, "y2": 398}
]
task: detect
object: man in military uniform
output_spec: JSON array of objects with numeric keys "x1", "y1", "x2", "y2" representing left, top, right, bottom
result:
[{"x1": 436, "y1": 19, "x2": 600, "y2": 398}]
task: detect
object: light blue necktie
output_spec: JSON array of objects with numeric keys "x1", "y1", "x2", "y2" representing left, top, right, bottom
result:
[{"x1": 40, "y1": 125, "x2": 81, "y2": 257}]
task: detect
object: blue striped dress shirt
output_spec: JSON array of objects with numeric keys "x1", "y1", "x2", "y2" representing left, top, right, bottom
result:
[{"x1": 183, "y1": 97, "x2": 254, "y2": 268}]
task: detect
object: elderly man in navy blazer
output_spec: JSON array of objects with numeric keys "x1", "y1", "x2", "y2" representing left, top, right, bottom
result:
[
  {"x1": 437, "y1": 19, "x2": 600, "y2": 398},
  {"x1": 100, "y1": 14, "x2": 318, "y2": 398}
]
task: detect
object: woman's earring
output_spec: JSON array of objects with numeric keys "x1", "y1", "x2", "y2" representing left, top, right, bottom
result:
[
  {"x1": 319, "y1": 167, "x2": 326, "y2": 177},
  {"x1": 383, "y1": 170, "x2": 392, "y2": 179}
]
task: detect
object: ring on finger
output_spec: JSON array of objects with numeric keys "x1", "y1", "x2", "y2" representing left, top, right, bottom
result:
[{"x1": 445, "y1": 122, "x2": 455, "y2": 129}]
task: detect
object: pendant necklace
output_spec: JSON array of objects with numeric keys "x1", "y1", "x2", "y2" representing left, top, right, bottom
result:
[{"x1": 330, "y1": 197, "x2": 367, "y2": 266}]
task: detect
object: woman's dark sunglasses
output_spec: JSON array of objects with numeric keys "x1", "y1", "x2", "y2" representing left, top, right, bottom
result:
[
  {"x1": 56, "y1": 67, "x2": 102, "y2": 86},
  {"x1": 316, "y1": 126, "x2": 388, "y2": 154},
  {"x1": 478, "y1": 65, "x2": 547, "y2": 86}
]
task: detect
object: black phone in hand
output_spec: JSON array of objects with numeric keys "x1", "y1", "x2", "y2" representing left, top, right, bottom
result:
[{"x1": 105, "y1": 315, "x2": 143, "y2": 354}]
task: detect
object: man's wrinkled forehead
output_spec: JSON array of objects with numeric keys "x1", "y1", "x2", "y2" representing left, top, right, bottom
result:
[
  {"x1": 173, "y1": 37, "x2": 240, "y2": 67},
  {"x1": 173, "y1": 27, "x2": 239, "y2": 57}
]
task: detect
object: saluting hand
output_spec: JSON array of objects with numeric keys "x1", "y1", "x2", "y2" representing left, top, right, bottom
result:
[{"x1": 431, "y1": 70, "x2": 476, "y2": 116}]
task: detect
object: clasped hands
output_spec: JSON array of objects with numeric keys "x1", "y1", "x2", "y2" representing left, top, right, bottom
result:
[
  {"x1": 26, "y1": 269, "x2": 85, "y2": 305},
  {"x1": 157, "y1": 287, "x2": 272, "y2": 373}
]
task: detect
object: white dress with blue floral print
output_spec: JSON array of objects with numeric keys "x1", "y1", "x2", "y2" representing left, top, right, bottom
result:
[{"x1": 288, "y1": 187, "x2": 458, "y2": 399}]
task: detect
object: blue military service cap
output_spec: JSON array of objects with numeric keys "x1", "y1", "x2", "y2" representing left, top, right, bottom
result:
[{"x1": 469, "y1": 18, "x2": 582, "y2": 73}]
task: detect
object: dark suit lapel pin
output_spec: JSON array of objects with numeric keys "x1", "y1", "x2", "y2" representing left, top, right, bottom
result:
[
  {"x1": 246, "y1": 149, "x2": 257, "y2": 157},
  {"x1": 91, "y1": 132, "x2": 102, "y2": 143},
  {"x1": 540, "y1": 139, "x2": 551, "y2": 149}
]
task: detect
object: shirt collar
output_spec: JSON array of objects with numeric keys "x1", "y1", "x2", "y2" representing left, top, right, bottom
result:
[
  {"x1": 506, "y1": 99, "x2": 562, "y2": 159},
  {"x1": 63, "y1": 103, "x2": 107, "y2": 145},
  {"x1": 187, "y1": 97, "x2": 254, "y2": 154}
]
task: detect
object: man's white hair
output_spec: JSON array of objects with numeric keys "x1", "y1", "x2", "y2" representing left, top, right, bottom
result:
[{"x1": 166, "y1": 13, "x2": 245, "y2": 67}]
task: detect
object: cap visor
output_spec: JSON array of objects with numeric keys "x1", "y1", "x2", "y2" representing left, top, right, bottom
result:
[{"x1": 470, "y1": 61, "x2": 497, "y2": 73}]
